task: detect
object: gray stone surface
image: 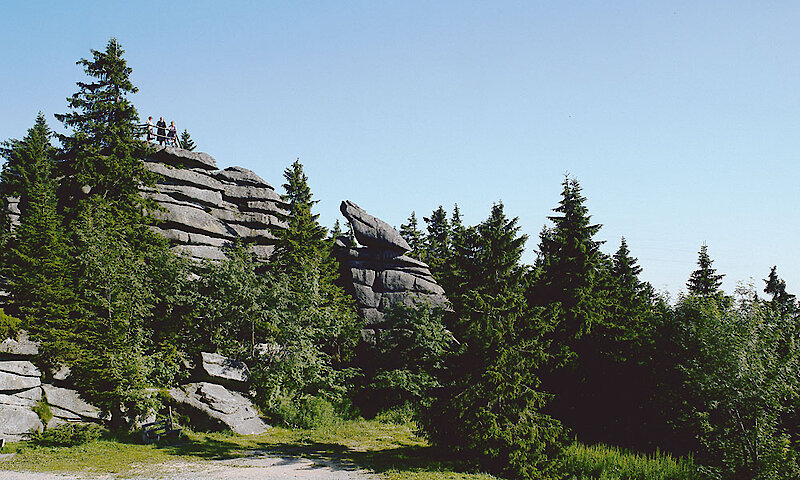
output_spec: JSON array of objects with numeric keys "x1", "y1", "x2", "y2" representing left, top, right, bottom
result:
[
  {"x1": 41, "y1": 384, "x2": 101, "y2": 421},
  {"x1": 0, "y1": 404, "x2": 42, "y2": 441},
  {"x1": 150, "y1": 203, "x2": 232, "y2": 238},
  {"x1": 0, "y1": 387, "x2": 42, "y2": 407},
  {"x1": 0, "y1": 361, "x2": 41, "y2": 391},
  {"x1": 169, "y1": 382, "x2": 268, "y2": 435},
  {"x1": 152, "y1": 145, "x2": 218, "y2": 170},
  {"x1": 335, "y1": 202, "x2": 449, "y2": 341},
  {"x1": 143, "y1": 161, "x2": 225, "y2": 191},
  {"x1": 340, "y1": 201, "x2": 410, "y2": 252},
  {"x1": 198, "y1": 352, "x2": 250, "y2": 389},
  {"x1": 0, "y1": 330, "x2": 39, "y2": 357},
  {"x1": 141, "y1": 150, "x2": 288, "y2": 263},
  {"x1": 214, "y1": 166, "x2": 272, "y2": 187}
]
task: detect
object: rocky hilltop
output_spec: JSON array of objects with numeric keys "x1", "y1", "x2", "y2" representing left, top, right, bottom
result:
[{"x1": 141, "y1": 145, "x2": 289, "y2": 262}]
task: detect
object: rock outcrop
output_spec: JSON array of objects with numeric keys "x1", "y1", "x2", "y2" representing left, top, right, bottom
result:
[
  {"x1": 169, "y1": 382, "x2": 268, "y2": 435},
  {"x1": 335, "y1": 201, "x2": 449, "y2": 341},
  {"x1": 0, "y1": 331, "x2": 101, "y2": 441},
  {"x1": 196, "y1": 352, "x2": 250, "y2": 391},
  {"x1": 143, "y1": 146, "x2": 289, "y2": 262}
]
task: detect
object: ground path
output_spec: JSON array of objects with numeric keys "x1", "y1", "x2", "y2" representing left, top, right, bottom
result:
[{"x1": 0, "y1": 452, "x2": 376, "y2": 480}]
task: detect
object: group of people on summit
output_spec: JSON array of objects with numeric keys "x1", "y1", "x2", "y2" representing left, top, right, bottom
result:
[{"x1": 145, "y1": 116, "x2": 178, "y2": 146}]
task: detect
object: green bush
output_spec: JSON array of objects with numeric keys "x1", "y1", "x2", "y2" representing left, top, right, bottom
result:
[
  {"x1": 0, "y1": 308, "x2": 21, "y2": 339},
  {"x1": 562, "y1": 442, "x2": 700, "y2": 480},
  {"x1": 32, "y1": 399, "x2": 53, "y2": 426},
  {"x1": 26, "y1": 422, "x2": 104, "y2": 447},
  {"x1": 278, "y1": 396, "x2": 338, "y2": 429}
]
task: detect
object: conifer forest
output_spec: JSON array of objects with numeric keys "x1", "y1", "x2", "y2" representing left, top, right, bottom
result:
[{"x1": 2, "y1": 38, "x2": 799, "y2": 480}]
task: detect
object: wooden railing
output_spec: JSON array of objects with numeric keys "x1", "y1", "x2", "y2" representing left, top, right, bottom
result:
[{"x1": 137, "y1": 123, "x2": 183, "y2": 149}]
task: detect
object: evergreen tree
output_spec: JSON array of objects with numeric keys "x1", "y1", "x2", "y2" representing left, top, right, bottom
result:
[
  {"x1": 54, "y1": 37, "x2": 155, "y2": 212},
  {"x1": 399, "y1": 211, "x2": 424, "y2": 260},
  {"x1": 424, "y1": 202, "x2": 565, "y2": 479},
  {"x1": 0, "y1": 114, "x2": 73, "y2": 365},
  {"x1": 179, "y1": 129, "x2": 196, "y2": 151},
  {"x1": 764, "y1": 265, "x2": 797, "y2": 316},
  {"x1": 423, "y1": 206, "x2": 450, "y2": 277},
  {"x1": 531, "y1": 176, "x2": 607, "y2": 344},
  {"x1": 686, "y1": 243, "x2": 724, "y2": 296}
]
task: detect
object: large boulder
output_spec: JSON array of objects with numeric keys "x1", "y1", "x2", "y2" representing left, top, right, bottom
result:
[
  {"x1": 197, "y1": 352, "x2": 250, "y2": 390},
  {"x1": 41, "y1": 384, "x2": 102, "y2": 426},
  {"x1": 169, "y1": 382, "x2": 268, "y2": 435},
  {"x1": 340, "y1": 201, "x2": 410, "y2": 252},
  {"x1": 0, "y1": 330, "x2": 39, "y2": 358},
  {"x1": 151, "y1": 145, "x2": 218, "y2": 170},
  {"x1": 0, "y1": 360, "x2": 41, "y2": 391},
  {"x1": 0, "y1": 404, "x2": 42, "y2": 441}
]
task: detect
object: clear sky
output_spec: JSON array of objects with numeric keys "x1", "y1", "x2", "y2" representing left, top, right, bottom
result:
[{"x1": 2, "y1": 1, "x2": 798, "y2": 297}]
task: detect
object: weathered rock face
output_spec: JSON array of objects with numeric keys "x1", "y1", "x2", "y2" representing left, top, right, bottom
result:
[
  {"x1": 0, "y1": 331, "x2": 102, "y2": 441},
  {"x1": 335, "y1": 201, "x2": 449, "y2": 341},
  {"x1": 169, "y1": 382, "x2": 268, "y2": 435},
  {"x1": 196, "y1": 352, "x2": 250, "y2": 391},
  {"x1": 143, "y1": 146, "x2": 289, "y2": 262}
]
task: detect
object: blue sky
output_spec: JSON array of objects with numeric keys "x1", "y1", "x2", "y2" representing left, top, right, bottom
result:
[{"x1": 1, "y1": 1, "x2": 798, "y2": 296}]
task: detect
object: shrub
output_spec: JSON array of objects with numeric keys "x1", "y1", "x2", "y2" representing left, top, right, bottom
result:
[
  {"x1": 0, "y1": 308, "x2": 21, "y2": 339},
  {"x1": 562, "y1": 442, "x2": 700, "y2": 480},
  {"x1": 26, "y1": 423, "x2": 103, "y2": 447},
  {"x1": 277, "y1": 395, "x2": 338, "y2": 429}
]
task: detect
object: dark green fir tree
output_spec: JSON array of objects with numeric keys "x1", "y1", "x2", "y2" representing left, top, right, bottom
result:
[
  {"x1": 400, "y1": 211, "x2": 424, "y2": 260},
  {"x1": 763, "y1": 265, "x2": 797, "y2": 316},
  {"x1": 686, "y1": 243, "x2": 724, "y2": 296},
  {"x1": 423, "y1": 205, "x2": 450, "y2": 279},
  {"x1": 54, "y1": 37, "x2": 155, "y2": 213},
  {"x1": 179, "y1": 129, "x2": 196, "y2": 151},
  {"x1": 0, "y1": 114, "x2": 73, "y2": 365}
]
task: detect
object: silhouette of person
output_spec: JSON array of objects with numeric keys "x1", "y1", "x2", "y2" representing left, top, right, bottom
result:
[
  {"x1": 156, "y1": 117, "x2": 167, "y2": 145},
  {"x1": 167, "y1": 121, "x2": 177, "y2": 147},
  {"x1": 146, "y1": 116, "x2": 154, "y2": 141}
]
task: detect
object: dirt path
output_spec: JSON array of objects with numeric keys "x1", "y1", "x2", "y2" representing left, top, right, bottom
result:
[{"x1": 0, "y1": 452, "x2": 377, "y2": 480}]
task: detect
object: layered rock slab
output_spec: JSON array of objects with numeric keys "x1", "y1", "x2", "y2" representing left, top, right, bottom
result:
[
  {"x1": 142, "y1": 147, "x2": 289, "y2": 262},
  {"x1": 169, "y1": 382, "x2": 268, "y2": 435},
  {"x1": 335, "y1": 201, "x2": 449, "y2": 341}
]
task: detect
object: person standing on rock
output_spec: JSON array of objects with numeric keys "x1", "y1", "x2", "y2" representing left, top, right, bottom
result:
[
  {"x1": 146, "y1": 116, "x2": 154, "y2": 141},
  {"x1": 156, "y1": 116, "x2": 167, "y2": 145},
  {"x1": 167, "y1": 121, "x2": 177, "y2": 146}
]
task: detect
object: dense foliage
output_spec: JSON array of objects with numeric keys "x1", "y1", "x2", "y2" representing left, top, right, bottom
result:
[{"x1": 2, "y1": 38, "x2": 799, "y2": 480}]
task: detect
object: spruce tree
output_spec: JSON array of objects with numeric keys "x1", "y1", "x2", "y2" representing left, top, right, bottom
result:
[
  {"x1": 179, "y1": 129, "x2": 196, "y2": 151},
  {"x1": 399, "y1": 211, "x2": 424, "y2": 260},
  {"x1": 424, "y1": 202, "x2": 564, "y2": 479},
  {"x1": 423, "y1": 206, "x2": 450, "y2": 277},
  {"x1": 54, "y1": 37, "x2": 155, "y2": 212},
  {"x1": 531, "y1": 176, "x2": 607, "y2": 342},
  {"x1": 686, "y1": 243, "x2": 724, "y2": 296},
  {"x1": 0, "y1": 114, "x2": 73, "y2": 364},
  {"x1": 763, "y1": 265, "x2": 797, "y2": 316}
]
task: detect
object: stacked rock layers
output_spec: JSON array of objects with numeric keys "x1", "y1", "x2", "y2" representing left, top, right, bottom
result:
[
  {"x1": 335, "y1": 201, "x2": 449, "y2": 342},
  {"x1": 143, "y1": 146, "x2": 289, "y2": 262}
]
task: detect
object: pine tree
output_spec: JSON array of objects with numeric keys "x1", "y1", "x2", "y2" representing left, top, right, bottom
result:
[
  {"x1": 531, "y1": 176, "x2": 607, "y2": 342},
  {"x1": 0, "y1": 114, "x2": 73, "y2": 364},
  {"x1": 423, "y1": 206, "x2": 450, "y2": 278},
  {"x1": 179, "y1": 129, "x2": 196, "y2": 151},
  {"x1": 763, "y1": 266, "x2": 797, "y2": 316},
  {"x1": 424, "y1": 202, "x2": 565, "y2": 479},
  {"x1": 54, "y1": 37, "x2": 155, "y2": 212},
  {"x1": 399, "y1": 211, "x2": 424, "y2": 260},
  {"x1": 686, "y1": 243, "x2": 724, "y2": 296}
]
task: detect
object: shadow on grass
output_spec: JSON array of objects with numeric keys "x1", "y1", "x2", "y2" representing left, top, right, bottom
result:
[{"x1": 135, "y1": 432, "x2": 475, "y2": 475}]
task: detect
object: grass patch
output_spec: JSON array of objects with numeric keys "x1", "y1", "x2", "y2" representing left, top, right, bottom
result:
[
  {"x1": 562, "y1": 442, "x2": 700, "y2": 480},
  {"x1": 0, "y1": 419, "x2": 496, "y2": 480}
]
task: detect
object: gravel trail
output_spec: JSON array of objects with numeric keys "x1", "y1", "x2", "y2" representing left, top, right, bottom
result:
[{"x1": 0, "y1": 452, "x2": 377, "y2": 480}]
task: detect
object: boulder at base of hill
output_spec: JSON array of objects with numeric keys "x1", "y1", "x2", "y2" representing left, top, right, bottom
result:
[
  {"x1": 0, "y1": 404, "x2": 43, "y2": 441},
  {"x1": 169, "y1": 382, "x2": 268, "y2": 435},
  {"x1": 197, "y1": 352, "x2": 250, "y2": 390},
  {"x1": 41, "y1": 384, "x2": 102, "y2": 427}
]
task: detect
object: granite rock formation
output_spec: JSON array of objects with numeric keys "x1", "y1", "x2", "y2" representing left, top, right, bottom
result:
[
  {"x1": 169, "y1": 382, "x2": 269, "y2": 435},
  {"x1": 143, "y1": 146, "x2": 289, "y2": 262},
  {"x1": 0, "y1": 330, "x2": 101, "y2": 441},
  {"x1": 335, "y1": 201, "x2": 449, "y2": 342}
]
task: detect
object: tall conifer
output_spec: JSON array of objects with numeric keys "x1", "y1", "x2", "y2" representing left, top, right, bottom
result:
[{"x1": 686, "y1": 244, "x2": 724, "y2": 296}]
